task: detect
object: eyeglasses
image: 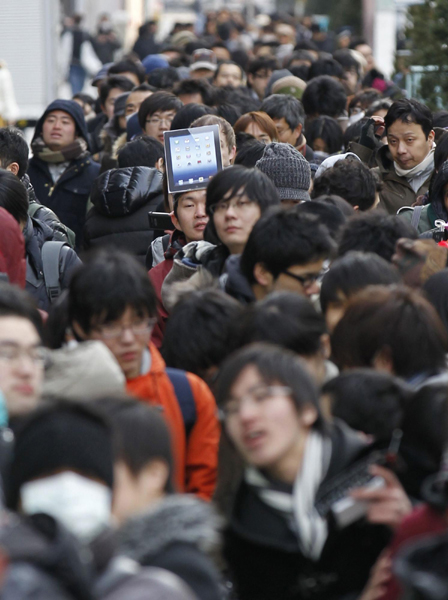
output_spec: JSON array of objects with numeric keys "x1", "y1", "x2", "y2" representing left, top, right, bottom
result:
[
  {"x1": 281, "y1": 269, "x2": 324, "y2": 289},
  {"x1": 94, "y1": 318, "x2": 157, "y2": 340},
  {"x1": 219, "y1": 385, "x2": 292, "y2": 421},
  {"x1": 209, "y1": 197, "x2": 255, "y2": 216},
  {"x1": 0, "y1": 343, "x2": 48, "y2": 366},
  {"x1": 146, "y1": 115, "x2": 175, "y2": 126}
]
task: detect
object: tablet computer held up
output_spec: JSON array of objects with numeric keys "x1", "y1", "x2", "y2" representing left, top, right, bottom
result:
[{"x1": 164, "y1": 124, "x2": 223, "y2": 194}]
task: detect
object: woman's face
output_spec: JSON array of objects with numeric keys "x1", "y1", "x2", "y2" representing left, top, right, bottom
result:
[
  {"x1": 212, "y1": 189, "x2": 261, "y2": 254},
  {"x1": 244, "y1": 121, "x2": 273, "y2": 144},
  {"x1": 223, "y1": 365, "x2": 316, "y2": 482}
]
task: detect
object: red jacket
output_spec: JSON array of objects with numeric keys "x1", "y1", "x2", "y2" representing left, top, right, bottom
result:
[
  {"x1": 126, "y1": 343, "x2": 220, "y2": 500},
  {"x1": 380, "y1": 504, "x2": 446, "y2": 600}
]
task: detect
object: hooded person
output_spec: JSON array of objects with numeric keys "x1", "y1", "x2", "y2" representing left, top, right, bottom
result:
[
  {"x1": 27, "y1": 99, "x2": 101, "y2": 250},
  {"x1": 398, "y1": 160, "x2": 448, "y2": 235}
]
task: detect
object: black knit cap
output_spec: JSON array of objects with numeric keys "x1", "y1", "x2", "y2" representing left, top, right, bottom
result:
[{"x1": 6, "y1": 401, "x2": 114, "y2": 510}]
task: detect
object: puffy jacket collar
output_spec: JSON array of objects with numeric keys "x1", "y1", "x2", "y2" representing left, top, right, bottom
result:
[
  {"x1": 32, "y1": 99, "x2": 90, "y2": 151},
  {"x1": 222, "y1": 254, "x2": 255, "y2": 304},
  {"x1": 91, "y1": 167, "x2": 163, "y2": 217}
]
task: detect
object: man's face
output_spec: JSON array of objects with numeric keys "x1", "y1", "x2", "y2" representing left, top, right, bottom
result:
[
  {"x1": 268, "y1": 258, "x2": 325, "y2": 298},
  {"x1": 86, "y1": 306, "x2": 153, "y2": 380},
  {"x1": 125, "y1": 90, "x2": 153, "y2": 117},
  {"x1": 355, "y1": 44, "x2": 375, "y2": 70},
  {"x1": 248, "y1": 69, "x2": 272, "y2": 100},
  {"x1": 0, "y1": 317, "x2": 44, "y2": 417},
  {"x1": 190, "y1": 68, "x2": 215, "y2": 80},
  {"x1": 172, "y1": 189, "x2": 208, "y2": 243},
  {"x1": 42, "y1": 110, "x2": 77, "y2": 150},
  {"x1": 214, "y1": 64, "x2": 243, "y2": 88},
  {"x1": 272, "y1": 117, "x2": 302, "y2": 146},
  {"x1": 103, "y1": 87, "x2": 127, "y2": 120},
  {"x1": 144, "y1": 109, "x2": 177, "y2": 144},
  {"x1": 387, "y1": 120, "x2": 434, "y2": 170}
]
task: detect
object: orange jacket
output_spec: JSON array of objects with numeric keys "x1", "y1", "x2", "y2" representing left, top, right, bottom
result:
[{"x1": 126, "y1": 343, "x2": 220, "y2": 500}]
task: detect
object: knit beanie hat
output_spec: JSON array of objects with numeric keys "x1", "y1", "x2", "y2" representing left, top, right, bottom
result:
[
  {"x1": 6, "y1": 402, "x2": 114, "y2": 510},
  {"x1": 256, "y1": 142, "x2": 311, "y2": 201},
  {"x1": 271, "y1": 75, "x2": 307, "y2": 100}
]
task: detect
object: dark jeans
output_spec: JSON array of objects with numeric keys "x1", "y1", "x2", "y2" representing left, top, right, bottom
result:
[{"x1": 69, "y1": 63, "x2": 86, "y2": 95}]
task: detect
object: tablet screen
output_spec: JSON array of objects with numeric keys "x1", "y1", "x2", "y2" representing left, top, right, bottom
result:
[{"x1": 164, "y1": 125, "x2": 223, "y2": 194}]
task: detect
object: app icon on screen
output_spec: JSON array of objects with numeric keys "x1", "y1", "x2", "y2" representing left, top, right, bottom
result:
[
  {"x1": 199, "y1": 177, "x2": 204, "y2": 182},
  {"x1": 175, "y1": 140, "x2": 179, "y2": 144},
  {"x1": 189, "y1": 178, "x2": 193, "y2": 183},
  {"x1": 185, "y1": 139, "x2": 190, "y2": 143}
]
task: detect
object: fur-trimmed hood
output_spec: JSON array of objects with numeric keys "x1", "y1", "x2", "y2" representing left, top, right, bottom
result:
[{"x1": 117, "y1": 495, "x2": 222, "y2": 563}]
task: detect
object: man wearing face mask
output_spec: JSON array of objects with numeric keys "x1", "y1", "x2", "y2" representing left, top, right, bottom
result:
[{"x1": 3, "y1": 402, "x2": 198, "y2": 600}]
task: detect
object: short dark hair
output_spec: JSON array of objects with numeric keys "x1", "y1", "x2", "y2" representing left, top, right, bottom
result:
[
  {"x1": 231, "y1": 292, "x2": 327, "y2": 357},
  {"x1": 433, "y1": 110, "x2": 448, "y2": 129},
  {"x1": 0, "y1": 128, "x2": 29, "y2": 178},
  {"x1": 320, "y1": 251, "x2": 401, "y2": 314},
  {"x1": 365, "y1": 98, "x2": 393, "y2": 118},
  {"x1": 234, "y1": 139, "x2": 266, "y2": 168},
  {"x1": 170, "y1": 103, "x2": 214, "y2": 131},
  {"x1": 294, "y1": 198, "x2": 348, "y2": 239},
  {"x1": 117, "y1": 135, "x2": 164, "y2": 168},
  {"x1": 306, "y1": 116, "x2": 343, "y2": 155},
  {"x1": 0, "y1": 169, "x2": 29, "y2": 225},
  {"x1": 0, "y1": 281, "x2": 42, "y2": 338},
  {"x1": 348, "y1": 89, "x2": 382, "y2": 115},
  {"x1": 343, "y1": 118, "x2": 368, "y2": 149},
  {"x1": 308, "y1": 58, "x2": 344, "y2": 81},
  {"x1": 172, "y1": 78, "x2": 215, "y2": 105},
  {"x1": 337, "y1": 212, "x2": 418, "y2": 262},
  {"x1": 260, "y1": 94, "x2": 305, "y2": 130},
  {"x1": 162, "y1": 290, "x2": 242, "y2": 379},
  {"x1": 206, "y1": 165, "x2": 280, "y2": 218},
  {"x1": 434, "y1": 132, "x2": 448, "y2": 172},
  {"x1": 333, "y1": 50, "x2": 361, "y2": 76},
  {"x1": 99, "y1": 75, "x2": 135, "y2": 107},
  {"x1": 312, "y1": 160, "x2": 377, "y2": 210},
  {"x1": 216, "y1": 343, "x2": 325, "y2": 431},
  {"x1": 147, "y1": 67, "x2": 180, "y2": 90},
  {"x1": 68, "y1": 248, "x2": 157, "y2": 335},
  {"x1": 108, "y1": 59, "x2": 146, "y2": 84},
  {"x1": 384, "y1": 98, "x2": 433, "y2": 139},
  {"x1": 247, "y1": 56, "x2": 279, "y2": 76},
  {"x1": 240, "y1": 208, "x2": 335, "y2": 285},
  {"x1": 323, "y1": 369, "x2": 407, "y2": 443},
  {"x1": 138, "y1": 91, "x2": 182, "y2": 129},
  {"x1": 331, "y1": 285, "x2": 448, "y2": 378},
  {"x1": 302, "y1": 76, "x2": 347, "y2": 118},
  {"x1": 94, "y1": 397, "x2": 174, "y2": 493}
]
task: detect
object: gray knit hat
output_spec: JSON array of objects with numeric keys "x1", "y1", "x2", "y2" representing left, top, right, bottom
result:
[{"x1": 255, "y1": 142, "x2": 311, "y2": 201}]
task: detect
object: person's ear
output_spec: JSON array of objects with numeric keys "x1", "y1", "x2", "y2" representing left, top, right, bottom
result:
[
  {"x1": 140, "y1": 459, "x2": 169, "y2": 498},
  {"x1": 373, "y1": 346, "x2": 394, "y2": 374},
  {"x1": 171, "y1": 211, "x2": 183, "y2": 232},
  {"x1": 253, "y1": 263, "x2": 274, "y2": 287},
  {"x1": 156, "y1": 157, "x2": 165, "y2": 172},
  {"x1": 72, "y1": 320, "x2": 89, "y2": 341},
  {"x1": 294, "y1": 123, "x2": 303, "y2": 139},
  {"x1": 353, "y1": 205, "x2": 359, "y2": 211},
  {"x1": 428, "y1": 129, "x2": 435, "y2": 145},
  {"x1": 5, "y1": 162, "x2": 20, "y2": 176},
  {"x1": 229, "y1": 145, "x2": 237, "y2": 164},
  {"x1": 299, "y1": 404, "x2": 318, "y2": 428}
]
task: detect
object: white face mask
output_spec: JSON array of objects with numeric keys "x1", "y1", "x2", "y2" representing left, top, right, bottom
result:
[{"x1": 20, "y1": 471, "x2": 112, "y2": 543}]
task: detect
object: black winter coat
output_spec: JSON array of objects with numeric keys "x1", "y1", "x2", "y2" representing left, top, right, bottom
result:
[
  {"x1": 24, "y1": 217, "x2": 81, "y2": 311},
  {"x1": 118, "y1": 495, "x2": 224, "y2": 600},
  {"x1": 224, "y1": 421, "x2": 392, "y2": 600},
  {"x1": 83, "y1": 166, "x2": 164, "y2": 264},
  {"x1": 27, "y1": 155, "x2": 100, "y2": 251}
]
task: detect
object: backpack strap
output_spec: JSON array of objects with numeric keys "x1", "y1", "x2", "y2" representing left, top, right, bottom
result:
[
  {"x1": 165, "y1": 368, "x2": 196, "y2": 439},
  {"x1": 411, "y1": 205, "x2": 424, "y2": 230},
  {"x1": 41, "y1": 241, "x2": 69, "y2": 302}
]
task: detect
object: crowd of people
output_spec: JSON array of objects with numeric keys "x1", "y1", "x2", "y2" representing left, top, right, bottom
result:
[{"x1": 1, "y1": 7, "x2": 448, "y2": 600}]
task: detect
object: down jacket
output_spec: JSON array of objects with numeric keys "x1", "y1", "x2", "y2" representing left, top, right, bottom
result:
[{"x1": 83, "y1": 166, "x2": 164, "y2": 264}]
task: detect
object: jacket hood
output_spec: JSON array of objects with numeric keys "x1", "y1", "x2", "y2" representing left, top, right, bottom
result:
[
  {"x1": 0, "y1": 512, "x2": 93, "y2": 600},
  {"x1": 222, "y1": 254, "x2": 255, "y2": 304},
  {"x1": 429, "y1": 161, "x2": 448, "y2": 221},
  {"x1": 32, "y1": 99, "x2": 90, "y2": 150},
  {"x1": 0, "y1": 207, "x2": 26, "y2": 288},
  {"x1": 91, "y1": 167, "x2": 163, "y2": 216},
  {"x1": 118, "y1": 495, "x2": 222, "y2": 563}
]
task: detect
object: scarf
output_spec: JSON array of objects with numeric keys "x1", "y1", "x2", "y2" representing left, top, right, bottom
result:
[
  {"x1": 245, "y1": 430, "x2": 332, "y2": 561},
  {"x1": 394, "y1": 147, "x2": 435, "y2": 193},
  {"x1": 31, "y1": 136, "x2": 88, "y2": 164}
]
